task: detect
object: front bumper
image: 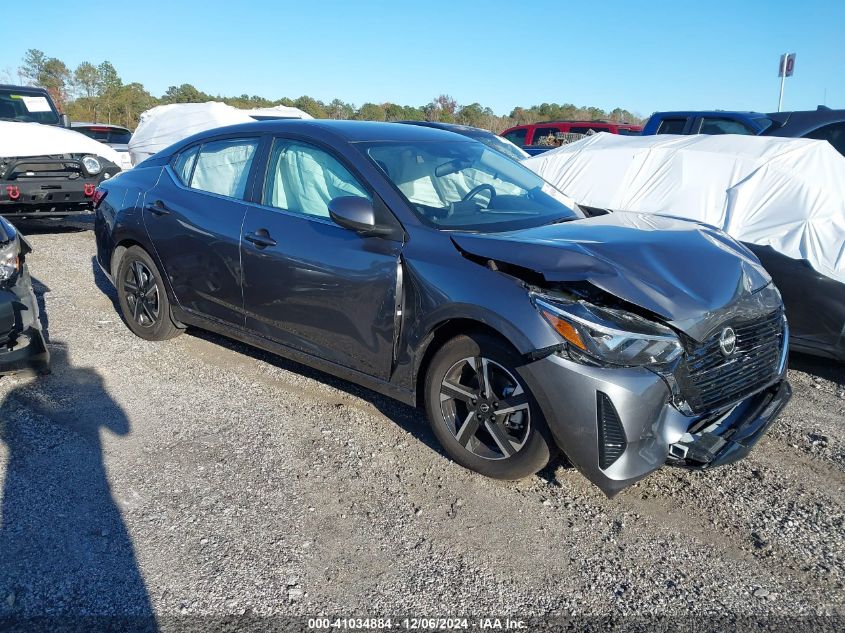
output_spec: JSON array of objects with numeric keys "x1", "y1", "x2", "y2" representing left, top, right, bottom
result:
[
  {"x1": 0, "y1": 266, "x2": 50, "y2": 375},
  {"x1": 0, "y1": 183, "x2": 97, "y2": 218},
  {"x1": 519, "y1": 350, "x2": 789, "y2": 497}
]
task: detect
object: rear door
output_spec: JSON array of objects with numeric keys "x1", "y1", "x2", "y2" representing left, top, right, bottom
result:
[
  {"x1": 143, "y1": 136, "x2": 261, "y2": 326},
  {"x1": 240, "y1": 136, "x2": 402, "y2": 379}
]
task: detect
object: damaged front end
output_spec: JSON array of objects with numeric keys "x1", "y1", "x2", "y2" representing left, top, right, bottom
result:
[
  {"x1": 451, "y1": 211, "x2": 791, "y2": 496},
  {"x1": 0, "y1": 221, "x2": 50, "y2": 376}
]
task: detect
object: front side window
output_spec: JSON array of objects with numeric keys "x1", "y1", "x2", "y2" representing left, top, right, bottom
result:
[
  {"x1": 697, "y1": 118, "x2": 754, "y2": 135},
  {"x1": 806, "y1": 122, "x2": 845, "y2": 156},
  {"x1": 362, "y1": 140, "x2": 582, "y2": 232},
  {"x1": 263, "y1": 140, "x2": 369, "y2": 218},
  {"x1": 190, "y1": 138, "x2": 259, "y2": 199}
]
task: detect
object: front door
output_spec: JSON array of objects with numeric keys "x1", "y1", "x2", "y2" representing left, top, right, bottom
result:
[
  {"x1": 240, "y1": 138, "x2": 402, "y2": 380},
  {"x1": 143, "y1": 136, "x2": 260, "y2": 326}
]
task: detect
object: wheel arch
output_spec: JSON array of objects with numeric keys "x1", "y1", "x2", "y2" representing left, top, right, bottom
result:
[{"x1": 413, "y1": 318, "x2": 522, "y2": 408}]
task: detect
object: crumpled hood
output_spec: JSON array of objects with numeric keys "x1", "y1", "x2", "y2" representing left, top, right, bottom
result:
[{"x1": 452, "y1": 211, "x2": 774, "y2": 340}]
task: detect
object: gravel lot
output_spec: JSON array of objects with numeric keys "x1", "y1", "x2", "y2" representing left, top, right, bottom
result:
[{"x1": 0, "y1": 222, "x2": 843, "y2": 630}]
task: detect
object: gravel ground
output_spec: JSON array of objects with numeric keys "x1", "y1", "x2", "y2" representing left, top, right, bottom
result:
[{"x1": 0, "y1": 223, "x2": 843, "y2": 631}]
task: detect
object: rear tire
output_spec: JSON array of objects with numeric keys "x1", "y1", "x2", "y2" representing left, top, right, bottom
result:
[
  {"x1": 115, "y1": 246, "x2": 183, "y2": 341},
  {"x1": 424, "y1": 333, "x2": 555, "y2": 480}
]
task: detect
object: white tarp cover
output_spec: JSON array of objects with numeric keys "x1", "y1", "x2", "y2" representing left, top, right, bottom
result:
[
  {"x1": 128, "y1": 102, "x2": 254, "y2": 166},
  {"x1": 525, "y1": 133, "x2": 845, "y2": 283},
  {"x1": 128, "y1": 102, "x2": 314, "y2": 166},
  {"x1": 0, "y1": 121, "x2": 123, "y2": 165},
  {"x1": 241, "y1": 105, "x2": 313, "y2": 120}
]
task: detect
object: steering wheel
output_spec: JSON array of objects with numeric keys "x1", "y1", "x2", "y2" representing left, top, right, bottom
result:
[{"x1": 461, "y1": 184, "x2": 496, "y2": 207}]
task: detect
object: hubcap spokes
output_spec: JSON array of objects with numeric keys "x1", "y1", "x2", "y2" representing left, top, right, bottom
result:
[
  {"x1": 439, "y1": 356, "x2": 531, "y2": 460},
  {"x1": 123, "y1": 260, "x2": 159, "y2": 327}
]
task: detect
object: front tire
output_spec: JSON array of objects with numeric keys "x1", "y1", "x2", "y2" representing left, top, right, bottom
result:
[
  {"x1": 424, "y1": 333, "x2": 555, "y2": 480},
  {"x1": 115, "y1": 246, "x2": 183, "y2": 341}
]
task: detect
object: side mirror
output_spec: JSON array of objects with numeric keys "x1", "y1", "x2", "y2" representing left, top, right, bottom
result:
[
  {"x1": 328, "y1": 196, "x2": 394, "y2": 237},
  {"x1": 60, "y1": 114, "x2": 71, "y2": 128}
]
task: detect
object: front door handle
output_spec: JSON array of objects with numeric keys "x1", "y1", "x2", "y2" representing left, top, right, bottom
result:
[
  {"x1": 145, "y1": 200, "x2": 172, "y2": 216},
  {"x1": 244, "y1": 230, "x2": 277, "y2": 249}
]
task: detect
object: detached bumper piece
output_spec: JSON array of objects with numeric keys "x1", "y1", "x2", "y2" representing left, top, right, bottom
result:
[
  {"x1": 0, "y1": 326, "x2": 49, "y2": 376},
  {"x1": 667, "y1": 380, "x2": 791, "y2": 469}
]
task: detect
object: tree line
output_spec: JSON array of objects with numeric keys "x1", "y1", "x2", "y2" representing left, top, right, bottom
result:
[{"x1": 7, "y1": 49, "x2": 642, "y2": 132}]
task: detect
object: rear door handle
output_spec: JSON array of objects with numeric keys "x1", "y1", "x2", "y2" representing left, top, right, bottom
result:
[
  {"x1": 244, "y1": 230, "x2": 277, "y2": 249},
  {"x1": 145, "y1": 200, "x2": 172, "y2": 216}
]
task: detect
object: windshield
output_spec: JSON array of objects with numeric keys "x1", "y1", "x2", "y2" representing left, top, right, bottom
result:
[
  {"x1": 361, "y1": 140, "x2": 581, "y2": 232},
  {"x1": 0, "y1": 87, "x2": 60, "y2": 125}
]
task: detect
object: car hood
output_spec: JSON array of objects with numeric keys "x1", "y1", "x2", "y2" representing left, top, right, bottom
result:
[{"x1": 451, "y1": 211, "x2": 775, "y2": 341}]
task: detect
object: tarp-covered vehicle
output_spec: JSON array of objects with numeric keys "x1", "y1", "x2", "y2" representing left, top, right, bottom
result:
[
  {"x1": 128, "y1": 102, "x2": 312, "y2": 166},
  {"x1": 525, "y1": 133, "x2": 845, "y2": 360}
]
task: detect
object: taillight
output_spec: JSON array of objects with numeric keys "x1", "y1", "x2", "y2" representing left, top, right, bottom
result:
[
  {"x1": 5, "y1": 185, "x2": 20, "y2": 200},
  {"x1": 92, "y1": 187, "x2": 107, "y2": 209}
]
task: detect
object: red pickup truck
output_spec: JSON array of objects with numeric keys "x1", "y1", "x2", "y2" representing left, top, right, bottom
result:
[{"x1": 501, "y1": 120, "x2": 642, "y2": 155}]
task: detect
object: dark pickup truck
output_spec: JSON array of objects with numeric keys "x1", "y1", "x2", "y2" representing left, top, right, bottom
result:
[{"x1": 0, "y1": 84, "x2": 120, "y2": 219}]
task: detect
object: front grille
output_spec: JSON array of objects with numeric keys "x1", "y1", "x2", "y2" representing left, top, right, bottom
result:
[
  {"x1": 597, "y1": 392, "x2": 627, "y2": 469},
  {"x1": 677, "y1": 309, "x2": 785, "y2": 413}
]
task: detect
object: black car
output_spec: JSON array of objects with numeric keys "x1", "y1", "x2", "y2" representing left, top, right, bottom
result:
[
  {"x1": 766, "y1": 106, "x2": 845, "y2": 156},
  {"x1": 398, "y1": 121, "x2": 529, "y2": 162},
  {"x1": 94, "y1": 120, "x2": 789, "y2": 496},
  {"x1": 0, "y1": 215, "x2": 50, "y2": 375}
]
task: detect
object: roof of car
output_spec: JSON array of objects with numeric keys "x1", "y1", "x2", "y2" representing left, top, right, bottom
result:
[
  {"x1": 71, "y1": 122, "x2": 132, "y2": 131},
  {"x1": 0, "y1": 84, "x2": 49, "y2": 93},
  {"x1": 398, "y1": 120, "x2": 490, "y2": 135},
  {"x1": 178, "y1": 119, "x2": 474, "y2": 146},
  {"x1": 647, "y1": 110, "x2": 770, "y2": 119}
]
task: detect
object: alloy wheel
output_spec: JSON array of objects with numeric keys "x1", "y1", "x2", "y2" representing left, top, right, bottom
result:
[
  {"x1": 122, "y1": 259, "x2": 160, "y2": 328},
  {"x1": 439, "y1": 356, "x2": 531, "y2": 460}
]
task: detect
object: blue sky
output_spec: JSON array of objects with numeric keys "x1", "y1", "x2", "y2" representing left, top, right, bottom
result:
[{"x1": 2, "y1": 0, "x2": 842, "y2": 117}]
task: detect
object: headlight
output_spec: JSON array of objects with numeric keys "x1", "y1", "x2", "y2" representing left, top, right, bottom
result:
[
  {"x1": 0, "y1": 240, "x2": 20, "y2": 284},
  {"x1": 82, "y1": 156, "x2": 101, "y2": 175},
  {"x1": 533, "y1": 294, "x2": 683, "y2": 367}
]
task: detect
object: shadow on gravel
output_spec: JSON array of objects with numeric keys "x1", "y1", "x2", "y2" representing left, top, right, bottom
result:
[
  {"x1": 186, "y1": 328, "x2": 447, "y2": 458},
  {"x1": 0, "y1": 343, "x2": 157, "y2": 630},
  {"x1": 91, "y1": 256, "x2": 120, "y2": 313},
  {"x1": 789, "y1": 352, "x2": 845, "y2": 384},
  {"x1": 7, "y1": 216, "x2": 94, "y2": 236}
]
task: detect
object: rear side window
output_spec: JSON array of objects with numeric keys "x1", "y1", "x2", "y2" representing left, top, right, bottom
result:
[
  {"x1": 697, "y1": 118, "x2": 754, "y2": 135},
  {"x1": 656, "y1": 118, "x2": 687, "y2": 134},
  {"x1": 502, "y1": 128, "x2": 527, "y2": 146},
  {"x1": 173, "y1": 146, "x2": 200, "y2": 185},
  {"x1": 805, "y1": 122, "x2": 845, "y2": 156},
  {"x1": 190, "y1": 138, "x2": 259, "y2": 199}
]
